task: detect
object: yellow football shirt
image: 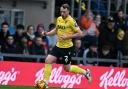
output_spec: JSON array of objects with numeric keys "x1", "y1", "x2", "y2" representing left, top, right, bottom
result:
[{"x1": 56, "y1": 15, "x2": 80, "y2": 48}]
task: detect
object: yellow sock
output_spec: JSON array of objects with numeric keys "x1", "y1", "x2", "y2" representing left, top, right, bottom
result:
[
  {"x1": 69, "y1": 65, "x2": 85, "y2": 74},
  {"x1": 44, "y1": 64, "x2": 52, "y2": 81}
]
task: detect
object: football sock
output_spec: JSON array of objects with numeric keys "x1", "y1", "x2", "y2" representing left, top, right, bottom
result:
[
  {"x1": 69, "y1": 65, "x2": 85, "y2": 74},
  {"x1": 44, "y1": 64, "x2": 52, "y2": 82}
]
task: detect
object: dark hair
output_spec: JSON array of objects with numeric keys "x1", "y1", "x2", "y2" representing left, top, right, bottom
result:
[
  {"x1": 102, "y1": 44, "x2": 112, "y2": 50},
  {"x1": 1, "y1": 22, "x2": 9, "y2": 27},
  {"x1": 27, "y1": 25, "x2": 35, "y2": 31},
  {"x1": 117, "y1": 9, "x2": 123, "y2": 13},
  {"x1": 36, "y1": 23, "x2": 45, "y2": 31},
  {"x1": 16, "y1": 24, "x2": 24, "y2": 29},
  {"x1": 61, "y1": 4, "x2": 70, "y2": 11},
  {"x1": 6, "y1": 35, "x2": 14, "y2": 40},
  {"x1": 48, "y1": 23, "x2": 55, "y2": 30}
]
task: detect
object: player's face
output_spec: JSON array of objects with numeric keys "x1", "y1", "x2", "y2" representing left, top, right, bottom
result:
[{"x1": 60, "y1": 7, "x2": 69, "y2": 19}]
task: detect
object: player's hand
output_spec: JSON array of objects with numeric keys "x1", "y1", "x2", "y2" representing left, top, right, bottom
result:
[{"x1": 41, "y1": 31, "x2": 47, "y2": 36}]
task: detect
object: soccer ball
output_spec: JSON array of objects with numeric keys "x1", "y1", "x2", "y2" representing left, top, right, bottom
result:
[{"x1": 36, "y1": 80, "x2": 46, "y2": 89}]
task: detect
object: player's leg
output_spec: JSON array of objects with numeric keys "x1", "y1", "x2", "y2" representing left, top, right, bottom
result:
[
  {"x1": 43, "y1": 46, "x2": 59, "y2": 88},
  {"x1": 44, "y1": 54, "x2": 57, "y2": 84},
  {"x1": 63, "y1": 64, "x2": 91, "y2": 82},
  {"x1": 36, "y1": 55, "x2": 57, "y2": 89},
  {"x1": 62, "y1": 47, "x2": 92, "y2": 82},
  {"x1": 63, "y1": 64, "x2": 84, "y2": 73}
]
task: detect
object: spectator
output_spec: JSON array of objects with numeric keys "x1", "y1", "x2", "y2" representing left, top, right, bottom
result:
[
  {"x1": 114, "y1": 10, "x2": 127, "y2": 31},
  {"x1": 116, "y1": 28, "x2": 125, "y2": 52},
  {"x1": 73, "y1": 39, "x2": 84, "y2": 57},
  {"x1": 94, "y1": 14, "x2": 102, "y2": 28},
  {"x1": 83, "y1": 41, "x2": 98, "y2": 65},
  {"x1": 14, "y1": 24, "x2": 25, "y2": 46},
  {"x1": 1, "y1": 35, "x2": 20, "y2": 53},
  {"x1": 99, "y1": 44, "x2": 117, "y2": 66},
  {"x1": 35, "y1": 24, "x2": 49, "y2": 51},
  {"x1": 1, "y1": 35, "x2": 21, "y2": 61},
  {"x1": 29, "y1": 36, "x2": 47, "y2": 55},
  {"x1": 0, "y1": 22, "x2": 11, "y2": 50},
  {"x1": 114, "y1": 10, "x2": 126, "y2": 53},
  {"x1": 98, "y1": 16, "x2": 116, "y2": 52},
  {"x1": 47, "y1": 23, "x2": 57, "y2": 51},
  {"x1": 80, "y1": 11, "x2": 92, "y2": 30},
  {"x1": 19, "y1": 36, "x2": 36, "y2": 62},
  {"x1": 99, "y1": 44, "x2": 117, "y2": 59},
  {"x1": 24, "y1": 25, "x2": 35, "y2": 46},
  {"x1": 80, "y1": 10, "x2": 99, "y2": 48},
  {"x1": 20, "y1": 36, "x2": 30, "y2": 54},
  {"x1": 72, "y1": 39, "x2": 84, "y2": 64}
]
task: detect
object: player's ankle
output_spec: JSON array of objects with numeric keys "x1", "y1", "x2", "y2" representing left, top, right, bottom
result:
[
  {"x1": 83, "y1": 70, "x2": 87, "y2": 75},
  {"x1": 44, "y1": 80, "x2": 49, "y2": 85}
]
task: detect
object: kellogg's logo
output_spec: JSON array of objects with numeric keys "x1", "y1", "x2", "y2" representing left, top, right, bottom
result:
[
  {"x1": 35, "y1": 66, "x2": 83, "y2": 88},
  {"x1": 99, "y1": 69, "x2": 128, "y2": 89},
  {"x1": 0, "y1": 68, "x2": 20, "y2": 85}
]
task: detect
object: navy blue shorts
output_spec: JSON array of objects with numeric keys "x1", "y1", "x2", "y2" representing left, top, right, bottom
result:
[{"x1": 50, "y1": 46, "x2": 74, "y2": 65}]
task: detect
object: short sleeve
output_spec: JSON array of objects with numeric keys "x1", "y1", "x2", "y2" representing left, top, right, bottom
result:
[{"x1": 70, "y1": 19, "x2": 80, "y2": 32}]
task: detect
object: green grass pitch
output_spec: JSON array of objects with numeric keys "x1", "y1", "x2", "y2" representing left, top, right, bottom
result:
[{"x1": 0, "y1": 85, "x2": 76, "y2": 89}]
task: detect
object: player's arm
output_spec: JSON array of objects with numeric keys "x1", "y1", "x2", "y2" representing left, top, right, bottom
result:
[
  {"x1": 60, "y1": 28, "x2": 82, "y2": 40},
  {"x1": 60, "y1": 19, "x2": 83, "y2": 40},
  {"x1": 69, "y1": 19, "x2": 83, "y2": 39},
  {"x1": 42, "y1": 27, "x2": 57, "y2": 36},
  {"x1": 69, "y1": 29, "x2": 83, "y2": 39}
]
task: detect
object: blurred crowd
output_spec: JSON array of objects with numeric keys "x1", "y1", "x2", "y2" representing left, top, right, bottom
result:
[
  {"x1": 0, "y1": 22, "x2": 57, "y2": 62},
  {"x1": 79, "y1": 9, "x2": 128, "y2": 67},
  {"x1": 0, "y1": 9, "x2": 128, "y2": 67}
]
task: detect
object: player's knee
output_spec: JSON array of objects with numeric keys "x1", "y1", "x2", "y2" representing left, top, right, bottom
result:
[
  {"x1": 64, "y1": 67, "x2": 70, "y2": 72},
  {"x1": 63, "y1": 66, "x2": 70, "y2": 72},
  {"x1": 45, "y1": 59, "x2": 53, "y2": 64},
  {"x1": 45, "y1": 55, "x2": 57, "y2": 64}
]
